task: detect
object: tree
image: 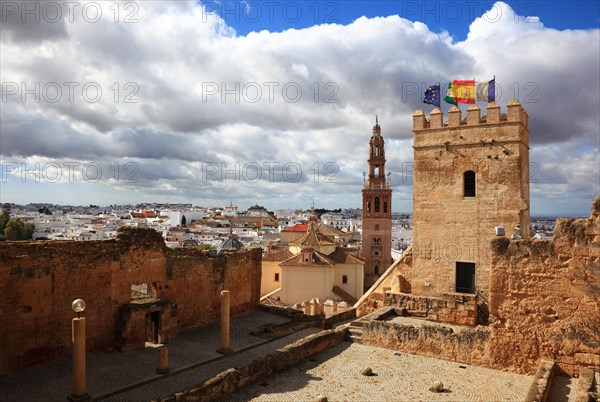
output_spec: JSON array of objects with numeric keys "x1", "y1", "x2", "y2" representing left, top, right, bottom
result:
[
  {"x1": 0, "y1": 210, "x2": 10, "y2": 237},
  {"x1": 197, "y1": 244, "x2": 215, "y2": 251},
  {"x1": 181, "y1": 215, "x2": 187, "y2": 227},
  {"x1": 4, "y1": 219, "x2": 35, "y2": 241}
]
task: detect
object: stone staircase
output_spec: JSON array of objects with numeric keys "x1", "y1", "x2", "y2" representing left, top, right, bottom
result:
[{"x1": 345, "y1": 321, "x2": 364, "y2": 343}]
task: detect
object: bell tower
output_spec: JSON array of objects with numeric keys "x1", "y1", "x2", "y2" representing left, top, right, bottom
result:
[{"x1": 362, "y1": 117, "x2": 393, "y2": 289}]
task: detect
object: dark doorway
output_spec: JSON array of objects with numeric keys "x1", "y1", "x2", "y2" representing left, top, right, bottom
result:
[
  {"x1": 455, "y1": 262, "x2": 475, "y2": 294},
  {"x1": 146, "y1": 312, "x2": 160, "y2": 344}
]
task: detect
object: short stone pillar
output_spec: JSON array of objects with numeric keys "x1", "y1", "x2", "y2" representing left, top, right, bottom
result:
[
  {"x1": 324, "y1": 299, "x2": 338, "y2": 315},
  {"x1": 68, "y1": 317, "x2": 90, "y2": 401},
  {"x1": 218, "y1": 290, "x2": 232, "y2": 354},
  {"x1": 301, "y1": 300, "x2": 311, "y2": 315},
  {"x1": 156, "y1": 346, "x2": 169, "y2": 374},
  {"x1": 338, "y1": 301, "x2": 349, "y2": 311},
  {"x1": 310, "y1": 298, "x2": 322, "y2": 315}
]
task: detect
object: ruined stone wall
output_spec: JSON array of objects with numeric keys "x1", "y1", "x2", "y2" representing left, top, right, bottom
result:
[
  {"x1": 358, "y1": 308, "x2": 490, "y2": 366},
  {"x1": 412, "y1": 101, "x2": 530, "y2": 309},
  {"x1": 488, "y1": 202, "x2": 600, "y2": 375},
  {"x1": 355, "y1": 247, "x2": 412, "y2": 317},
  {"x1": 161, "y1": 328, "x2": 346, "y2": 402},
  {"x1": 383, "y1": 292, "x2": 477, "y2": 326},
  {"x1": 0, "y1": 228, "x2": 262, "y2": 375}
]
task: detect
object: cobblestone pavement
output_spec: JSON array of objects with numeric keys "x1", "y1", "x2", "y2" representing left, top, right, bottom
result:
[
  {"x1": 0, "y1": 310, "x2": 299, "y2": 402},
  {"x1": 224, "y1": 342, "x2": 534, "y2": 402}
]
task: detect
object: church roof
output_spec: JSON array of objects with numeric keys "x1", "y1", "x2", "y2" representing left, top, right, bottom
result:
[
  {"x1": 263, "y1": 246, "x2": 295, "y2": 262},
  {"x1": 316, "y1": 223, "x2": 346, "y2": 237},
  {"x1": 327, "y1": 247, "x2": 365, "y2": 264},
  {"x1": 291, "y1": 231, "x2": 336, "y2": 248},
  {"x1": 280, "y1": 248, "x2": 335, "y2": 267},
  {"x1": 218, "y1": 237, "x2": 244, "y2": 252},
  {"x1": 283, "y1": 224, "x2": 309, "y2": 232}
]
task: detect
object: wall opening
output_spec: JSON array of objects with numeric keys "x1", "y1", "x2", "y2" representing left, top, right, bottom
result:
[
  {"x1": 274, "y1": 273, "x2": 280, "y2": 282},
  {"x1": 375, "y1": 197, "x2": 380, "y2": 213},
  {"x1": 455, "y1": 262, "x2": 475, "y2": 294},
  {"x1": 342, "y1": 275, "x2": 348, "y2": 284},
  {"x1": 463, "y1": 171, "x2": 476, "y2": 197},
  {"x1": 146, "y1": 311, "x2": 160, "y2": 345},
  {"x1": 131, "y1": 283, "x2": 156, "y2": 302}
]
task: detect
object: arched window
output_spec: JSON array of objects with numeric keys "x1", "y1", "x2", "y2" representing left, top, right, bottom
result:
[
  {"x1": 374, "y1": 197, "x2": 380, "y2": 212},
  {"x1": 375, "y1": 165, "x2": 380, "y2": 176},
  {"x1": 464, "y1": 171, "x2": 476, "y2": 197},
  {"x1": 375, "y1": 146, "x2": 379, "y2": 156},
  {"x1": 383, "y1": 202, "x2": 388, "y2": 213},
  {"x1": 374, "y1": 265, "x2": 380, "y2": 275},
  {"x1": 367, "y1": 201, "x2": 371, "y2": 213}
]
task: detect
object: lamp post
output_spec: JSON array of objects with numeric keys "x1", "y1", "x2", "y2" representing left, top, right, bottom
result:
[{"x1": 68, "y1": 299, "x2": 90, "y2": 401}]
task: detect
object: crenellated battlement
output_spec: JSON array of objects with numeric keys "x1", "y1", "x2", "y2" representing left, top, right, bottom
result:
[
  {"x1": 413, "y1": 100, "x2": 529, "y2": 149},
  {"x1": 413, "y1": 100, "x2": 528, "y2": 131}
]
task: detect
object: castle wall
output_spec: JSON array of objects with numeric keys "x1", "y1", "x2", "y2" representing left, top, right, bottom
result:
[
  {"x1": 488, "y1": 202, "x2": 600, "y2": 375},
  {"x1": 411, "y1": 101, "x2": 530, "y2": 310},
  {"x1": 355, "y1": 196, "x2": 600, "y2": 375},
  {"x1": 0, "y1": 228, "x2": 262, "y2": 375}
]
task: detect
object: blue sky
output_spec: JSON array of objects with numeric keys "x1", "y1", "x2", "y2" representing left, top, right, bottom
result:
[
  {"x1": 206, "y1": 0, "x2": 600, "y2": 38},
  {"x1": 1, "y1": 1, "x2": 599, "y2": 216}
]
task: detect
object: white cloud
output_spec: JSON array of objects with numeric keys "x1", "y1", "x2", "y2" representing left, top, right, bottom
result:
[{"x1": 0, "y1": 1, "x2": 598, "y2": 214}]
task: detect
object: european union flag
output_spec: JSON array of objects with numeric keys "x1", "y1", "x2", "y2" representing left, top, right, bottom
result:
[{"x1": 423, "y1": 84, "x2": 441, "y2": 108}]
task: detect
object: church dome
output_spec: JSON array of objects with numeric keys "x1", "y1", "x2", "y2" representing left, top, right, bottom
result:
[{"x1": 218, "y1": 237, "x2": 244, "y2": 253}]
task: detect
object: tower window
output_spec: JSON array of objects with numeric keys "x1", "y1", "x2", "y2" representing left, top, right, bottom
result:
[
  {"x1": 374, "y1": 265, "x2": 380, "y2": 275},
  {"x1": 463, "y1": 171, "x2": 476, "y2": 197},
  {"x1": 383, "y1": 202, "x2": 388, "y2": 214},
  {"x1": 367, "y1": 201, "x2": 371, "y2": 213},
  {"x1": 342, "y1": 275, "x2": 348, "y2": 284},
  {"x1": 374, "y1": 197, "x2": 380, "y2": 213}
]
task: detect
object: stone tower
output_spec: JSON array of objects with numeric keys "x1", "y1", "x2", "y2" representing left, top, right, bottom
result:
[
  {"x1": 362, "y1": 117, "x2": 393, "y2": 289},
  {"x1": 411, "y1": 101, "x2": 530, "y2": 312}
]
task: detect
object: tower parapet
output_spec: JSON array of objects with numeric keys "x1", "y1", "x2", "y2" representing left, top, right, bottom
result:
[{"x1": 413, "y1": 100, "x2": 528, "y2": 146}]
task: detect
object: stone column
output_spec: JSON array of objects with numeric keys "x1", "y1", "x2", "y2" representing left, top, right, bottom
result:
[
  {"x1": 156, "y1": 346, "x2": 169, "y2": 374},
  {"x1": 218, "y1": 290, "x2": 232, "y2": 354},
  {"x1": 69, "y1": 317, "x2": 90, "y2": 401},
  {"x1": 310, "y1": 299, "x2": 317, "y2": 315}
]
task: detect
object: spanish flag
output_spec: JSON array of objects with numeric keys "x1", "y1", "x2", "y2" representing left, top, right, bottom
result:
[{"x1": 449, "y1": 80, "x2": 476, "y2": 104}]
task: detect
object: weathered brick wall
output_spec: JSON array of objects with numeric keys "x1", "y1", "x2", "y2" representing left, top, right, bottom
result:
[
  {"x1": 488, "y1": 197, "x2": 600, "y2": 375},
  {"x1": 0, "y1": 228, "x2": 262, "y2": 375}
]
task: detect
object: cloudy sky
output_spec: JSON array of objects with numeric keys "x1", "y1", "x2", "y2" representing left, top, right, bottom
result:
[{"x1": 1, "y1": 0, "x2": 599, "y2": 216}]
